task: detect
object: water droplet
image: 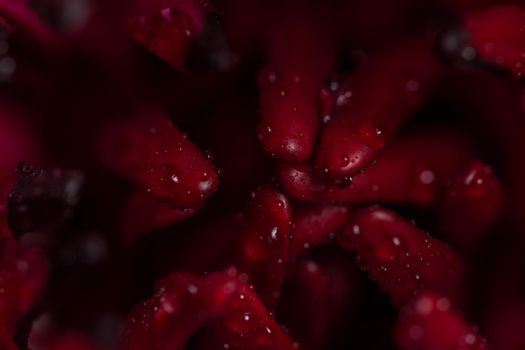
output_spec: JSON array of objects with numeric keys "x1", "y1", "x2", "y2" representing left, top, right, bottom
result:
[
  {"x1": 204, "y1": 150, "x2": 214, "y2": 162},
  {"x1": 269, "y1": 227, "x2": 278, "y2": 241},
  {"x1": 198, "y1": 173, "x2": 213, "y2": 192},
  {"x1": 171, "y1": 174, "x2": 180, "y2": 183},
  {"x1": 335, "y1": 176, "x2": 353, "y2": 189},
  {"x1": 257, "y1": 125, "x2": 272, "y2": 140}
]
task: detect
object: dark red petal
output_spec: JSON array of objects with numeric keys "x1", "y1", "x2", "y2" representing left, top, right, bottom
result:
[
  {"x1": 280, "y1": 128, "x2": 473, "y2": 206},
  {"x1": 438, "y1": 160, "x2": 504, "y2": 252},
  {"x1": 128, "y1": 0, "x2": 211, "y2": 70},
  {"x1": 0, "y1": 326, "x2": 17, "y2": 350},
  {"x1": 315, "y1": 40, "x2": 443, "y2": 177},
  {"x1": 97, "y1": 109, "x2": 219, "y2": 208},
  {"x1": 339, "y1": 206, "x2": 465, "y2": 305},
  {"x1": 0, "y1": 0, "x2": 58, "y2": 49},
  {"x1": 120, "y1": 271, "x2": 298, "y2": 350},
  {"x1": 234, "y1": 186, "x2": 292, "y2": 308},
  {"x1": 194, "y1": 276, "x2": 299, "y2": 349},
  {"x1": 120, "y1": 189, "x2": 199, "y2": 241},
  {"x1": 29, "y1": 327, "x2": 101, "y2": 350},
  {"x1": 0, "y1": 238, "x2": 48, "y2": 337},
  {"x1": 257, "y1": 7, "x2": 337, "y2": 161},
  {"x1": 290, "y1": 204, "x2": 348, "y2": 257},
  {"x1": 278, "y1": 252, "x2": 361, "y2": 350},
  {"x1": 8, "y1": 164, "x2": 84, "y2": 239},
  {"x1": 465, "y1": 6, "x2": 525, "y2": 79},
  {"x1": 395, "y1": 292, "x2": 489, "y2": 350},
  {"x1": 0, "y1": 104, "x2": 43, "y2": 239},
  {"x1": 277, "y1": 162, "x2": 326, "y2": 202},
  {"x1": 486, "y1": 302, "x2": 525, "y2": 350}
]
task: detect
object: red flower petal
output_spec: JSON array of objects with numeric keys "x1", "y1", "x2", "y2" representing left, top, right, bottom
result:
[
  {"x1": 395, "y1": 292, "x2": 489, "y2": 350},
  {"x1": 339, "y1": 207, "x2": 465, "y2": 305},
  {"x1": 290, "y1": 204, "x2": 348, "y2": 257},
  {"x1": 279, "y1": 128, "x2": 473, "y2": 206},
  {"x1": 128, "y1": 0, "x2": 211, "y2": 70},
  {"x1": 120, "y1": 189, "x2": 199, "y2": 241},
  {"x1": 233, "y1": 186, "x2": 292, "y2": 308},
  {"x1": 120, "y1": 271, "x2": 298, "y2": 350},
  {"x1": 438, "y1": 160, "x2": 504, "y2": 252},
  {"x1": 97, "y1": 109, "x2": 219, "y2": 208},
  {"x1": 315, "y1": 40, "x2": 443, "y2": 177},
  {"x1": 465, "y1": 6, "x2": 525, "y2": 79},
  {"x1": 257, "y1": 6, "x2": 337, "y2": 161},
  {"x1": 0, "y1": 238, "x2": 48, "y2": 337}
]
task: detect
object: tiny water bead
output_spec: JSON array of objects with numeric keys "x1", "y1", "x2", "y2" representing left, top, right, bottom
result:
[{"x1": 269, "y1": 227, "x2": 278, "y2": 241}]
